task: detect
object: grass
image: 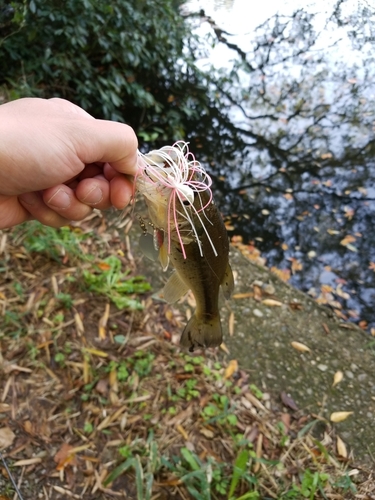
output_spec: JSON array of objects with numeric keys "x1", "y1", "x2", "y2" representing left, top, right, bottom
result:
[{"x1": 0, "y1": 212, "x2": 373, "y2": 499}]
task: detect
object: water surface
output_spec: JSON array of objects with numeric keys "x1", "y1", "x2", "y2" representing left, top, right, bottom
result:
[{"x1": 184, "y1": 0, "x2": 375, "y2": 330}]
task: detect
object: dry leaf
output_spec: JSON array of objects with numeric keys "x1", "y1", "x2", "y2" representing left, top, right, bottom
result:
[
  {"x1": 220, "y1": 342, "x2": 230, "y2": 355},
  {"x1": 330, "y1": 411, "x2": 354, "y2": 423},
  {"x1": 74, "y1": 311, "x2": 84, "y2": 336},
  {"x1": 0, "y1": 426, "x2": 15, "y2": 450},
  {"x1": 83, "y1": 348, "x2": 108, "y2": 358},
  {"x1": 200, "y1": 427, "x2": 214, "y2": 439},
  {"x1": 253, "y1": 284, "x2": 263, "y2": 301},
  {"x1": 176, "y1": 424, "x2": 189, "y2": 440},
  {"x1": 271, "y1": 267, "x2": 291, "y2": 282},
  {"x1": 95, "y1": 379, "x2": 109, "y2": 396},
  {"x1": 232, "y1": 292, "x2": 253, "y2": 299},
  {"x1": 289, "y1": 301, "x2": 303, "y2": 310},
  {"x1": 344, "y1": 207, "x2": 355, "y2": 220},
  {"x1": 98, "y1": 303, "x2": 110, "y2": 339},
  {"x1": 224, "y1": 359, "x2": 238, "y2": 379},
  {"x1": 289, "y1": 257, "x2": 303, "y2": 274},
  {"x1": 13, "y1": 457, "x2": 43, "y2": 466},
  {"x1": 359, "y1": 320, "x2": 368, "y2": 330},
  {"x1": 83, "y1": 354, "x2": 91, "y2": 384},
  {"x1": 23, "y1": 420, "x2": 35, "y2": 435},
  {"x1": 244, "y1": 392, "x2": 268, "y2": 412},
  {"x1": 336, "y1": 436, "x2": 348, "y2": 458},
  {"x1": 262, "y1": 298, "x2": 283, "y2": 307},
  {"x1": 340, "y1": 234, "x2": 356, "y2": 246},
  {"x1": 280, "y1": 392, "x2": 299, "y2": 411},
  {"x1": 165, "y1": 308, "x2": 174, "y2": 322},
  {"x1": 54, "y1": 443, "x2": 77, "y2": 471},
  {"x1": 332, "y1": 371, "x2": 344, "y2": 387},
  {"x1": 97, "y1": 261, "x2": 112, "y2": 271},
  {"x1": 228, "y1": 311, "x2": 235, "y2": 336},
  {"x1": 291, "y1": 341, "x2": 311, "y2": 353},
  {"x1": 322, "y1": 323, "x2": 330, "y2": 335},
  {"x1": 280, "y1": 413, "x2": 291, "y2": 432},
  {"x1": 253, "y1": 433, "x2": 263, "y2": 473}
]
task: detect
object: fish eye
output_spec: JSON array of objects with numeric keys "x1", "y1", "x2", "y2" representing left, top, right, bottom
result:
[{"x1": 182, "y1": 190, "x2": 199, "y2": 206}]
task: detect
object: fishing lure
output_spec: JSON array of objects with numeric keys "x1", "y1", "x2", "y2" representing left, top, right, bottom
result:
[{"x1": 136, "y1": 141, "x2": 217, "y2": 262}]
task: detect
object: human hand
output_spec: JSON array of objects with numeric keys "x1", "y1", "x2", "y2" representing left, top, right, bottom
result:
[{"x1": 0, "y1": 97, "x2": 138, "y2": 229}]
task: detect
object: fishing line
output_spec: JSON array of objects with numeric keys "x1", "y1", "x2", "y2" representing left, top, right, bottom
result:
[{"x1": 0, "y1": 450, "x2": 24, "y2": 500}]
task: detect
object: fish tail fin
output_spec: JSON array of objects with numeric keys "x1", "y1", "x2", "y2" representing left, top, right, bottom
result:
[{"x1": 180, "y1": 314, "x2": 222, "y2": 352}]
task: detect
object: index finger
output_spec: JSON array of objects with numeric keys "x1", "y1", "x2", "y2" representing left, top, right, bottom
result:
[{"x1": 72, "y1": 119, "x2": 139, "y2": 176}]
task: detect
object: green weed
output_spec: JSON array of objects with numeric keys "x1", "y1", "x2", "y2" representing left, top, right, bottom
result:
[
  {"x1": 162, "y1": 447, "x2": 259, "y2": 500},
  {"x1": 19, "y1": 221, "x2": 89, "y2": 262},
  {"x1": 104, "y1": 433, "x2": 160, "y2": 500},
  {"x1": 83, "y1": 255, "x2": 151, "y2": 309}
]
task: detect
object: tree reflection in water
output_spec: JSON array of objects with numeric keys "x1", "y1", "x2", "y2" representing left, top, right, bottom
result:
[{"x1": 184, "y1": 2, "x2": 375, "y2": 330}]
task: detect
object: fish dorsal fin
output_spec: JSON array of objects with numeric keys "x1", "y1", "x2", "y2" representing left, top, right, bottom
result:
[
  {"x1": 162, "y1": 272, "x2": 190, "y2": 304},
  {"x1": 221, "y1": 262, "x2": 234, "y2": 300}
]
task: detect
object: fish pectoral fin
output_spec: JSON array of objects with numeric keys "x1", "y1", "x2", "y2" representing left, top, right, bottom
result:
[
  {"x1": 162, "y1": 272, "x2": 190, "y2": 303},
  {"x1": 139, "y1": 233, "x2": 159, "y2": 262},
  {"x1": 180, "y1": 314, "x2": 222, "y2": 351},
  {"x1": 139, "y1": 232, "x2": 170, "y2": 271},
  {"x1": 221, "y1": 262, "x2": 234, "y2": 300},
  {"x1": 158, "y1": 241, "x2": 170, "y2": 272}
]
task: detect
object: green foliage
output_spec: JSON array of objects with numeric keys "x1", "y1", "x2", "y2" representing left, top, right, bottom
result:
[
  {"x1": 228, "y1": 449, "x2": 251, "y2": 499},
  {"x1": 19, "y1": 221, "x2": 89, "y2": 262},
  {"x1": 83, "y1": 255, "x2": 151, "y2": 309},
  {"x1": 249, "y1": 384, "x2": 263, "y2": 400},
  {"x1": 201, "y1": 393, "x2": 238, "y2": 427},
  {"x1": 133, "y1": 350, "x2": 155, "y2": 377},
  {"x1": 280, "y1": 469, "x2": 329, "y2": 499},
  {"x1": 54, "y1": 352, "x2": 65, "y2": 366},
  {"x1": 162, "y1": 447, "x2": 258, "y2": 500},
  {"x1": 104, "y1": 433, "x2": 160, "y2": 500},
  {"x1": 107, "y1": 351, "x2": 154, "y2": 383},
  {"x1": 0, "y1": 0, "x2": 216, "y2": 141},
  {"x1": 56, "y1": 292, "x2": 74, "y2": 309},
  {"x1": 83, "y1": 421, "x2": 94, "y2": 434}
]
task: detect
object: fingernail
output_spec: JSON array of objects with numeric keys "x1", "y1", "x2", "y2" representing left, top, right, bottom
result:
[
  {"x1": 19, "y1": 192, "x2": 37, "y2": 205},
  {"x1": 82, "y1": 186, "x2": 103, "y2": 205},
  {"x1": 47, "y1": 189, "x2": 71, "y2": 209}
]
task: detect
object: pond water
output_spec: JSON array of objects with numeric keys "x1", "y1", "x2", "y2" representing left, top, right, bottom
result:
[{"x1": 184, "y1": 0, "x2": 375, "y2": 330}]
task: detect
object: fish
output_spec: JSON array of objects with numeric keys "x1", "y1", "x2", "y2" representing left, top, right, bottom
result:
[{"x1": 135, "y1": 141, "x2": 234, "y2": 351}]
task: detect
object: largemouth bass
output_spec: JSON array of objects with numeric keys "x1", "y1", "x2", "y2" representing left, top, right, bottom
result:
[{"x1": 136, "y1": 142, "x2": 234, "y2": 351}]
